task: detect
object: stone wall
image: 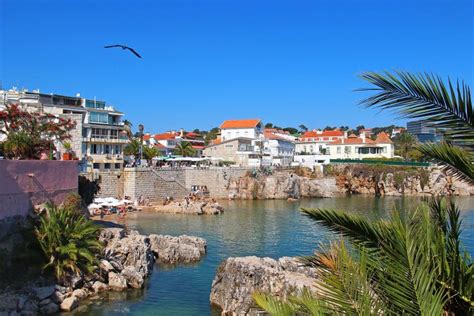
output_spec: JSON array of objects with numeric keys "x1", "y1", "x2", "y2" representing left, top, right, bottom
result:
[
  {"x1": 0, "y1": 160, "x2": 79, "y2": 219},
  {"x1": 184, "y1": 167, "x2": 248, "y2": 198}
]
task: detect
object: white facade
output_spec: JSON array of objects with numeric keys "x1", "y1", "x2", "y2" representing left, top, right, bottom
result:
[
  {"x1": 326, "y1": 133, "x2": 394, "y2": 160},
  {"x1": 263, "y1": 138, "x2": 295, "y2": 166},
  {"x1": 292, "y1": 154, "x2": 330, "y2": 171}
]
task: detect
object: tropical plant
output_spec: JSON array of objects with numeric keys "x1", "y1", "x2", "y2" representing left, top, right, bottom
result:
[
  {"x1": 122, "y1": 119, "x2": 133, "y2": 139},
  {"x1": 359, "y1": 71, "x2": 473, "y2": 183},
  {"x1": 299, "y1": 124, "x2": 308, "y2": 133},
  {"x1": 3, "y1": 131, "x2": 34, "y2": 159},
  {"x1": 394, "y1": 131, "x2": 417, "y2": 160},
  {"x1": 35, "y1": 203, "x2": 102, "y2": 283},
  {"x1": 63, "y1": 141, "x2": 72, "y2": 152},
  {"x1": 173, "y1": 141, "x2": 196, "y2": 157},
  {"x1": 123, "y1": 138, "x2": 141, "y2": 156},
  {"x1": 255, "y1": 71, "x2": 474, "y2": 315},
  {"x1": 143, "y1": 146, "x2": 160, "y2": 164}
]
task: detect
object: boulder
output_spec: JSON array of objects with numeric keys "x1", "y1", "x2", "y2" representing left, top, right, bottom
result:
[
  {"x1": 50, "y1": 291, "x2": 64, "y2": 304},
  {"x1": 72, "y1": 289, "x2": 88, "y2": 300},
  {"x1": 149, "y1": 234, "x2": 207, "y2": 264},
  {"x1": 121, "y1": 266, "x2": 144, "y2": 289},
  {"x1": 92, "y1": 281, "x2": 109, "y2": 293},
  {"x1": 60, "y1": 296, "x2": 78, "y2": 312},
  {"x1": 99, "y1": 259, "x2": 115, "y2": 272},
  {"x1": 210, "y1": 256, "x2": 319, "y2": 315},
  {"x1": 150, "y1": 201, "x2": 224, "y2": 215},
  {"x1": 108, "y1": 272, "x2": 127, "y2": 291},
  {"x1": 32, "y1": 286, "x2": 55, "y2": 301},
  {"x1": 100, "y1": 229, "x2": 154, "y2": 278}
]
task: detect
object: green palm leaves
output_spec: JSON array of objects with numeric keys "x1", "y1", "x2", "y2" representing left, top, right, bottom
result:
[
  {"x1": 360, "y1": 71, "x2": 473, "y2": 183},
  {"x1": 36, "y1": 204, "x2": 102, "y2": 283}
]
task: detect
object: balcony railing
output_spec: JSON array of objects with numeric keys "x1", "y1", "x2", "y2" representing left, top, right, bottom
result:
[{"x1": 82, "y1": 137, "x2": 129, "y2": 143}]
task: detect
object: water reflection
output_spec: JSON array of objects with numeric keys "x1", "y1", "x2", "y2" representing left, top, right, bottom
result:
[{"x1": 77, "y1": 196, "x2": 474, "y2": 316}]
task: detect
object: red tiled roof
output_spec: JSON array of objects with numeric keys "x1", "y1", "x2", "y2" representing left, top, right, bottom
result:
[
  {"x1": 154, "y1": 143, "x2": 166, "y2": 149},
  {"x1": 192, "y1": 145, "x2": 205, "y2": 149},
  {"x1": 143, "y1": 135, "x2": 151, "y2": 141},
  {"x1": 264, "y1": 131, "x2": 291, "y2": 141},
  {"x1": 220, "y1": 119, "x2": 261, "y2": 129},
  {"x1": 300, "y1": 130, "x2": 344, "y2": 138},
  {"x1": 375, "y1": 132, "x2": 393, "y2": 143},
  {"x1": 330, "y1": 137, "x2": 375, "y2": 145},
  {"x1": 153, "y1": 133, "x2": 177, "y2": 140}
]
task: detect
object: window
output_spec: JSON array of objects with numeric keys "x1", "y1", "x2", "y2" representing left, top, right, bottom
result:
[
  {"x1": 114, "y1": 145, "x2": 121, "y2": 154},
  {"x1": 89, "y1": 111, "x2": 109, "y2": 124},
  {"x1": 383, "y1": 146, "x2": 387, "y2": 153},
  {"x1": 104, "y1": 163, "x2": 111, "y2": 169},
  {"x1": 114, "y1": 163, "x2": 121, "y2": 169},
  {"x1": 104, "y1": 145, "x2": 110, "y2": 154},
  {"x1": 337, "y1": 147, "x2": 341, "y2": 154},
  {"x1": 91, "y1": 144, "x2": 99, "y2": 154},
  {"x1": 344, "y1": 146, "x2": 351, "y2": 154},
  {"x1": 86, "y1": 100, "x2": 106, "y2": 109},
  {"x1": 93, "y1": 163, "x2": 100, "y2": 169},
  {"x1": 110, "y1": 130, "x2": 118, "y2": 139}
]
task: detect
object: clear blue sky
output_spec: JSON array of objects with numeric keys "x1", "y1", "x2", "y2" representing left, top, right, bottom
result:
[{"x1": 1, "y1": 0, "x2": 472, "y2": 133}]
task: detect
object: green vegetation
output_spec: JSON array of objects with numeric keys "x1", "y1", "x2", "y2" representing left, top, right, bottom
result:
[
  {"x1": 143, "y1": 146, "x2": 160, "y2": 164},
  {"x1": 173, "y1": 141, "x2": 196, "y2": 157},
  {"x1": 255, "y1": 71, "x2": 473, "y2": 315},
  {"x1": 35, "y1": 203, "x2": 102, "y2": 283},
  {"x1": 123, "y1": 138, "x2": 141, "y2": 156}
]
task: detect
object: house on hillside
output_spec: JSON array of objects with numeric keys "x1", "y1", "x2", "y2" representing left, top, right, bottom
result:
[
  {"x1": 143, "y1": 129, "x2": 205, "y2": 157},
  {"x1": 263, "y1": 129, "x2": 295, "y2": 166},
  {"x1": 295, "y1": 129, "x2": 345, "y2": 154},
  {"x1": 326, "y1": 132, "x2": 394, "y2": 159}
]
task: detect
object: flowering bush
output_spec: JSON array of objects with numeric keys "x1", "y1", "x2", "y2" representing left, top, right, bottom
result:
[{"x1": 0, "y1": 104, "x2": 76, "y2": 159}]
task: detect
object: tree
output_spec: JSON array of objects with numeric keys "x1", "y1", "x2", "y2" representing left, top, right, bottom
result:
[
  {"x1": 36, "y1": 203, "x2": 102, "y2": 283},
  {"x1": 395, "y1": 131, "x2": 417, "y2": 160},
  {"x1": 356, "y1": 125, "x2": 365, "y2": 131},
  {"x1": 204, "y1": 127, "x2": 220, "y2": 145},
  {"x1": 299, "y1": 124, "x2": 308, "y2": 133},
  {"x1": 265, "y1": 123, "x2": 274, "y2": 128},
  {"x1": 123, "y1": 138, "x2": 141, "y2": 157},
  {"x1": 122, "y1": 119, "x2": 133, "y2": 139},
  {"x1": 0, "y1": 104, "x2": 75, "y2": 159},
  {"x1": 255, "y1": 71, "x2": 474, "y2": 315},
  {"x1": 283, "y1": 127, "x2": 298, "y2": 135},
  {"x1": 173, "y1": 141, "x2": 196, "y2": 157},
  {"x1": 143, "y1": 146, "x2": 159, "y2": 165}
]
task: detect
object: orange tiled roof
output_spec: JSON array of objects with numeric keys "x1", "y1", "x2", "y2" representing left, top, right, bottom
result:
[
  {"x1": 330, "y1": 137, "x2": 376, "y2": 145},
  {"x1": 375, "y1": 132, "x2": 393, "y2": 143},
  {"x1": 300, "y1": 130, "x2": 344, "y2": 138},
  {"x1": 153, "y1": 133, "x2": 177, "y2": 140},
  {"x1": 143, "y1": 135, "x2": 151, "y2": 141},
  {"x1": 220, "y1": 119, "x2": 261, "y2": 129}
]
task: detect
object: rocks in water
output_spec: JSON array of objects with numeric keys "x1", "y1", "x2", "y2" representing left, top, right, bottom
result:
[
  {"x1": 60, "y1": 296, "x2": 78, "y2": 312},
  {"x1": 39, "y1": 302, "x2": 59, "y2": 314},
  {"x1": 149, "y1": 234, "x2": 207, "y2": 264},
  {"x1": 100, "y1": 259, "x2": 115, "y2": 272},
  {"x1": 33, "y1": 286, "x2": 55, "y2": 301},
  {"x1": 72, "y1": 289, "x2": 88, "y2": 300},
  {"x1": 210, "y1": 256, "x2": 319, "y2": 315},
  {"x1": 108, "y1": 272, "x2": 128, "y2": 291},
  {"x1": 92, "y1": 281, "x2": 109, "y2": 293},
  {"x1": 121, "y1": 266, "x2": 144, "y2": 289},
  {"x1": 150, "y1": 200, "x2": 224, "y2": 215},
  {"x1": 100, "y1": 228, "x2": 154, "y2": 279}
]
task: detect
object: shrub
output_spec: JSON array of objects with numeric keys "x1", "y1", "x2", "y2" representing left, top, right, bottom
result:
[
  {"x1": 78, "y1": 175, "x2": 100, "y2": 205},
  {"x1": 35, "y1": 203, "x2": 102, "y2": 283}
]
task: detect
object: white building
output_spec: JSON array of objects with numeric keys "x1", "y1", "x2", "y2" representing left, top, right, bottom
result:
[
  {"x1": 263, "y1": 129, "x2": 295, "y2": 166},
  {"x1": 326, "y1": 132, "x2": 394, "y2": 159},
  {"x1": 295, "y1": 130, "x2": 345, "y2": 154},
  {"x1": 0, "y1": 88, "x2": 129, "y2": 171},
  {"x1": 220, "y1": 119, "x2": 264, "y2": 141}
]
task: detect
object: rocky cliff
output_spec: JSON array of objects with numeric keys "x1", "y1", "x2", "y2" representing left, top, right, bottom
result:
[
  {"x1": 227, "y1": 172, "x2": 337, "y2": 200},
  {"x1": 333, "y1": 165, "x2": 474, "y2": 196},
  {"x1": 210, "y1": 256, "x2": 319, "y2": 315}
]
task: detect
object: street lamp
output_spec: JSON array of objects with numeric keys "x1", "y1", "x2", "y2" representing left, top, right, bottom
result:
[{"x1": 138, "y1": 124, "x2": 144, "y2": 166}]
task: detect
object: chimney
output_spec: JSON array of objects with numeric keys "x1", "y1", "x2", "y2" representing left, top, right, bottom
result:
[
  {"x1": 180, "y1": 128, "x2": 184, "y2": 137},
  {"x1": 344, "y1": 131, "x2": 348, "y2": 138},
  {"x1": 361, "y1": 132, "x2": 366, "y2": 143}
]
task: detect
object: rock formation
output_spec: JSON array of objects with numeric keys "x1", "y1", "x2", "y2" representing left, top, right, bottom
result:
[
  {"x1": 227, "y1": 172, "x2": 337, "y2": 200},
  {"x1": 149, "y1": 234, "x2": 207, "y2": 264},
  {"x1": 149, "y1": 200, "x2": 224, "y2": 215},
  {"x1": 210, "y1": 256, "x2": 319, "y2": 315}
]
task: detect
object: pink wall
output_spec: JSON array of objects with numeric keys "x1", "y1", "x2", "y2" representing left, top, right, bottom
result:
[{"x1": 0, "y1": 160, "x2": 79, "y2": 219}]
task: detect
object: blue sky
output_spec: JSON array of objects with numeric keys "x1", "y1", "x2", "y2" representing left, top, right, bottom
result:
[{"x1": 1, "y1": 0, "x2": 472, "y2": 133}]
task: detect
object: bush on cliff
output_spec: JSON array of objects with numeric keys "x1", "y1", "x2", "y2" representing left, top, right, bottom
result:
[{"x1": 36, "y1": 203, "x2": 102, "y2": 283}]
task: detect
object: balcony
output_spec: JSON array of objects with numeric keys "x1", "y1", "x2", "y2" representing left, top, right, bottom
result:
[{"x1": 82, "y1": 137, "x2": 129, "y2": 144}]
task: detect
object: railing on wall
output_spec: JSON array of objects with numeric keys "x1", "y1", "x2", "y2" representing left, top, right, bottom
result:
[{"x1": 329, "y1": 159, "x2": 430, "y2": 167}]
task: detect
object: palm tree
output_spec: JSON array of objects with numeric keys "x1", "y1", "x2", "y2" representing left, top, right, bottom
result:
[
  {"x1": 143, "y1": 146, "x2": 159, "y2": 165},
  {"x1": 173, "y1": 141, "x2": 196, "y2": 157},
  {"x1": 122, "y1": 119, "x2": 133, "y2": 139},
  {"x1": 36, "y1": 203, "x2": 102, "y2": 283},
  {"x1": 255, "y1": 71, "x2": 474, "y2": 315},
  {"x1": 299, "y1": 124, "x2": 308, "y2": 133},
  {"x1": 123, "y1": 138, "x2": 140, "y2": 157},
  {"x1": 396, "y1": 131, "x2": 417, "y2": 160}
]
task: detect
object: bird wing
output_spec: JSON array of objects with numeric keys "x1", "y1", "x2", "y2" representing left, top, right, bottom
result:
[
  {"x1": 104, "y1": 45, "x2": 123, "y2": 48},
  {"x1": 126, "y1": 47, "x2": 142, "y2": 58}
]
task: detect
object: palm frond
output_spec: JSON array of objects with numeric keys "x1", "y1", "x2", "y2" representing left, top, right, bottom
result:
[
  {"x1": 417, "y1": 142, "x2": 474, "y2": 184},
  {"x1": 252, "y1": 292, "x2": 296, "y2": 316},
  {"x1": 359, "y1": 71, "x2": 473, "y2": 147}
]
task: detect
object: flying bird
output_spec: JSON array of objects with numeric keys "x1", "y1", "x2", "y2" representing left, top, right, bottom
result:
[{"x1": 104, "y1": 44, "x2": 142, "y2": 59}]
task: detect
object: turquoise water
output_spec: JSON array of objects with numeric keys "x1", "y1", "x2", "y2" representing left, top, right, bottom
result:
[{"x1": 75, "y1": 196, "x2": 474, "y2": 315}]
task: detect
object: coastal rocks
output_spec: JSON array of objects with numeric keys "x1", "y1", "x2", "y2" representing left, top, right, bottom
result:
[
  {"x1": 60, "y1": 296, "x2": 79, "y2": 312},
  {"x1": 150, "y1": 200, "x2": 224, "y2": 215},
  {"x1": 149, "y1": 234, "x2": 207, "y2": 264},
  {"x1": 335, "y1": 165, "x2": 474, "y2": 196},
  {"x1": 92, "y1": 281, "x2": 109, "y2": 293},
  {"x1": 210, "y1": 256, "x2": 319, "y2": 315},
  {"x1": 227, "y1": 172, "x2": 337, "y2": 200},
  {"x1": 121, "y1": 266, "x2": 144, "y2": 289},
  {"x1": 108, "y1": 272, "x2": 128, "y2": 291}
]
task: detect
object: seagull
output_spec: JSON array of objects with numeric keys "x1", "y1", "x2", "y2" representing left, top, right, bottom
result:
[{"x1": 104, "y1": 44, "x2": 142, "y2": 59}]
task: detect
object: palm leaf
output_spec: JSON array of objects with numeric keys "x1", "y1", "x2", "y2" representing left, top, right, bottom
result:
[
  {"x1": 417, "y1": 142, "x2": 474, "y2": 184},
  {"x1": 252, "y1": 292, "x2": 295, "y2": 316},
  {"x1": 359, "y1": 71, "x2": 473, "y2": 147}
]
